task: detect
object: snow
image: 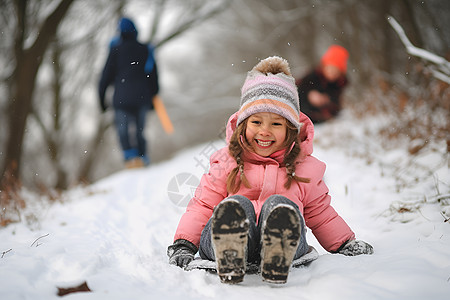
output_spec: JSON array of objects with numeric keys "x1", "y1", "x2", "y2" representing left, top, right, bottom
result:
[{"x1": 1, "y1": 113, "x2": 449, "y2": 299}]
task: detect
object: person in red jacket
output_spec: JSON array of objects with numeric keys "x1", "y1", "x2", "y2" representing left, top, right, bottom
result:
[
  {"x1": 167, "y1": 56, "x2": 373, "y2": 284},
  {"x1": 296, "y1": 45, "x2": 349, "y2": 123}
]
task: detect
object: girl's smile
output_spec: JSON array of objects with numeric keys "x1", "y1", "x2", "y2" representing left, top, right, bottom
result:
[
  {"x1": 255, "y1": 139, "x2": 274, "y2": 148},
  {"x1": 245, "y1": 112, "x2": 287, "y2": 157}
]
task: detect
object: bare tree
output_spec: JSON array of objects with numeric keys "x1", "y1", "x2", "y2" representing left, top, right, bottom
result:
[{"x1": 1, "y1": 0, "x2": 75, "y2": 189}]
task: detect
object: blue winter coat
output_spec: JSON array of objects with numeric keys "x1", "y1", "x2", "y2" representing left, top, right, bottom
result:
[{"x1": 99, "y1": 27, "x2": 159, "y2": 111}]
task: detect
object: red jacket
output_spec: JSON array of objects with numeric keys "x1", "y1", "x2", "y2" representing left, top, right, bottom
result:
[{"x1": 174, "y1": 112, "x2": 355, "y2": 252}]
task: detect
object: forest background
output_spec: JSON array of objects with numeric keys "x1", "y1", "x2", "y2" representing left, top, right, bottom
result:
[{"x1": 0, "y1": 0, "x2": 448, "y2": 201}]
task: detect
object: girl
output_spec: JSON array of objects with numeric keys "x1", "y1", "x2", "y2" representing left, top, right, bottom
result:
[{"x1": 167, "y1": 56, "x2": 373, "y2": 284}]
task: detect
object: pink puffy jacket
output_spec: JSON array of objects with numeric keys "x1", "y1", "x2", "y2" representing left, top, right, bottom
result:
[{"x1": 174, "y1": 112, "x2": 355, "y2": 252}]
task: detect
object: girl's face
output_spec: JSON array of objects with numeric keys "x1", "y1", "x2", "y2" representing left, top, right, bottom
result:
[{"x1": 245, "y1": 112, "x2": 287, "y2": 157}]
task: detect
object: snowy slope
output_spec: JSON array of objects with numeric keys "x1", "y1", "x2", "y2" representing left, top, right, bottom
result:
[{"x1": 1, "y1": 114, "x2": 449, "y2": 300}]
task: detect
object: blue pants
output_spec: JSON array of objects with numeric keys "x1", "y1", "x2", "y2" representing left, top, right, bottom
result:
[
  {"x1": 114, "y1": 106, "x2": 149, "y2": 161},
  {"x1": 199, "y1": 195, "x2": 309, "y2": 263}
]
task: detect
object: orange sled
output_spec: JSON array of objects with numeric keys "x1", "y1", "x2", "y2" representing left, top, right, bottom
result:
[{"x1": 153, "y1": 95, "x2": 174, "y2": 135}]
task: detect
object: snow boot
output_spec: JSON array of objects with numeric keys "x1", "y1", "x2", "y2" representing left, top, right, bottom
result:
[
  {"x1": 125, "y1": 157, "x2": 144, "y2": 169},
  {"x1": 211, "y1": 199, "x2": 249, "y2": 284},
  {"x1": 261, "y1": 204, "x2": 301, "y2": 284}
]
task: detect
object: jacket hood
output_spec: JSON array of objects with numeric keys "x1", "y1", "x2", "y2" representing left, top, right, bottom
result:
[
  {"x1": 225, "y1": 111, "x2": 315, "y2": 158},
  {"x1": 119, "y1": 17, "x2": 138, "y2": 39}
]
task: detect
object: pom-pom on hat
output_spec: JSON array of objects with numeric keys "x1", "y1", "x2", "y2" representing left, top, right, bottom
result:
[
  {"x1": 320, "y1": 44, "x2": 349, "y2": 73},
  {"x1": 237, "y1": 56, "x2": 302, "y2": 131}
]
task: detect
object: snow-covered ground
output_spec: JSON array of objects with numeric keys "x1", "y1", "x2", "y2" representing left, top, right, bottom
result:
[{"x1": 1, "y1": 113, "x2": 449, "y2": 299}]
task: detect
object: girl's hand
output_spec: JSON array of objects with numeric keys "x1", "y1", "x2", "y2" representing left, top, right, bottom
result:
[
  {"x1": 167, "y1": 239, "x2": 198, "y2": 268},
  {"x1": 338, "y1": 240, "x2": 374, "y2": 256}
]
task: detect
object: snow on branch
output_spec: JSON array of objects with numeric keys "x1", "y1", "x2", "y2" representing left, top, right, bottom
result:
[{"x1": 387, "y1": 15, "x2": 450, "y2": 84}]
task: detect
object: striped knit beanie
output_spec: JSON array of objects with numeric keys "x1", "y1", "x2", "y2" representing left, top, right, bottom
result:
[{"x1": 237, "y1": 56, "x2": 302, "y2": 131}]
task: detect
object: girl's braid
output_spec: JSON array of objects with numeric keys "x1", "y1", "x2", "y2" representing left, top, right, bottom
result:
[{"x1": 226, "y1": 123, "x2": 250, "y2": 194}]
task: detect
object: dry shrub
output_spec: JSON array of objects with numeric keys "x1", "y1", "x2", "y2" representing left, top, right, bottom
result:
[
  {"x1": 0, "y1": 162, "x2": 26, "y2": 227},
  {"x1": 333, "y1": 58, "x2": 448, "y2": 212},
  {"x1": 349, "y1": 61, "x2": 449, "y2": 153},
  {"x1": 0, "y1": 162, "x2": 65, "y2": 228}
]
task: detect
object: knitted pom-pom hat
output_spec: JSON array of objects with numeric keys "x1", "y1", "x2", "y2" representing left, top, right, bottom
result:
[{"x1": 237, "y1": 56, "x2": 301, "y2": 131}]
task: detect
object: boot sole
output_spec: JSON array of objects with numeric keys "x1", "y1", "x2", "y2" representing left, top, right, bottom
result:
[
  {"x1": 261, "y1": 205, "x2": 301, "y2": 284},
  {"x1": 211, "y1": 200, "x2": 249, "y2": 284}
]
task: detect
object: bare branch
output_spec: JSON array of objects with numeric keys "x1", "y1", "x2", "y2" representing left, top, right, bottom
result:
[
  {"x1": 1, "y1": 248, "x2": 12, "y2": 258},
  {"x1": 154, "y1": 1, "x2": 230, "y2": 48},
  {"x1": 148, "y1": 0, "x2": 165, "y2": 43},
  {"x1": 30, "y1": 233, "x2": 49, "y2": 247},
  {"x1": 387, "y1": 15, "x2": 450, "y2": 83}
]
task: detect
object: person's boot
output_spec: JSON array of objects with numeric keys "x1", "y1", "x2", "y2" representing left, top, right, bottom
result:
[
  {"x1": 260, "y1": 204, "x2": 301, "y2": 284},
  {"x1": 211, "y1": 199, "x2": 249, "y2": 284},
  {"x1": 125, "y1": 157, "x2": 144, "y2": 169}
]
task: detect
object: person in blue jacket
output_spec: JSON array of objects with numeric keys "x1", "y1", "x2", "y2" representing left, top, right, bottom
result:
[{"x1": 99, "y1": 17, "x2": 159, "y2": 168}]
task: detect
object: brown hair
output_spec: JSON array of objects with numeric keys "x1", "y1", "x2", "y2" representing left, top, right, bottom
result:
[{"x1": 226, "y1": 118, "x2": 310, "y2": 194}]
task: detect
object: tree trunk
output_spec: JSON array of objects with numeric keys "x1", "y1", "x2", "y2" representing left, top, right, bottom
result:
[{"x1": 1, "y1": 0, "x2": 74, "y2": 186}]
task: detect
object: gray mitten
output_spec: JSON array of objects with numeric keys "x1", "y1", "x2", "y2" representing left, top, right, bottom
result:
[
  {"x1": 167, "y1": 239, "x2": 198, "y2": 268},
  {"x1": 338, "y1": 240, "x2": 374, "y2": 256}
]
